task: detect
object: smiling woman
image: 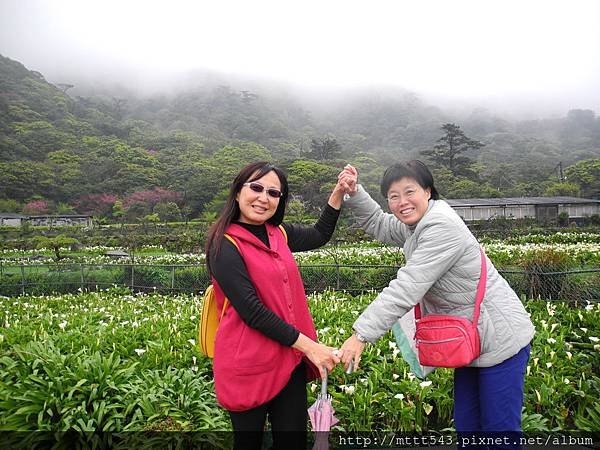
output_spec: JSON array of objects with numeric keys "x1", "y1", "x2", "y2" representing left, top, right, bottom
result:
[
  {"x1": 382, "y1": 161, "x2": 439, "y2": 226},
  {"x1": 236, "y1": 173, "x2": 283, "y2": 225},
  {"x1": 203, "y1": 161, "x2": 347, "y2": 450},
  {"x1": 337, "y1": 160, "x2": 536, "y2": 450}
]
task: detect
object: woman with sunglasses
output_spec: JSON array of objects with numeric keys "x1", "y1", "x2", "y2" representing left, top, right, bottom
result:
[{"x1": 205, "y1": 161, "x2": 344, "y2": 450}]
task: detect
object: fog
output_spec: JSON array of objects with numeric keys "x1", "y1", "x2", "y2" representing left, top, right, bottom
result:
[{"x1": 1, "y1": 0, "x2": 599, "y2": 118}]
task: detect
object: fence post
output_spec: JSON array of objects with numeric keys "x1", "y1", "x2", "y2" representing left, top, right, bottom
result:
[
  {"x1": 336, "y1": 262, "x2": 340, "y2": 290},
  {"x1": 20, "y1": 264, "x2": 25, "y2": 296},
  {"x1": 80, "y1": 264, "x2": 85, "y2": 291},
  {"x1": 130, "y1": 265, "x2": 135, "y2": 290},
  {"x1": 171, "y1": 266, "x2": 175, "y2": 291}
]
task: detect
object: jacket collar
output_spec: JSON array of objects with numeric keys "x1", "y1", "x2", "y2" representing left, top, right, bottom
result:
[
  {"x1": 226, "y1": 222, "x2": 282, "y2": 253},
  {"x1": 408, "y1": 199, "x2": 436, "y2": 232}
]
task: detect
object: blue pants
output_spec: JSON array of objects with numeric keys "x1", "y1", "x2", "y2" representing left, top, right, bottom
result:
[{"x1": 454, "y1": 344, "x2": 531, "y2": 450}]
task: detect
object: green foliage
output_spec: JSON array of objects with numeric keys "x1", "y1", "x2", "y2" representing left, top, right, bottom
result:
[
  {"x1": 141, "y1": 213, "x2": 160, "y2": 226},
  {"x1": 444, "y1": 178, "x2": 499, "y2": 199},
  {"x1": 285, "y1": 198, "x2": 312, "y2": 223},
  {"x1": 153, "y1": 202, "x2": 181, "y2": 223},
  {"x1": 1, "y1": 290, "x2": 597, "y2": 434},
  {"x1": 543, "y1": 182, "x2": 580, "y2": 197},
  {"x1": 0, "y1": 290, "x2": 230, "y2": 441},
  {"x1": 34, "y1": 235, "x2": 80, "y2": 261},
  {"x1": 0, "y1": 161, "x2": 54, "y2": 201},
  {"x1": 520, "y1": 248, "x2": 574, "y2": 300},
  {"x1": 0, "y1": 199, "x2": 22, "y2": 212},
  {"x1": 307, "y1": 136, "x2": 342, "y2": 160},
  {"x1": 1, "y1": 53, "x2": 600, "y2": 223},
  {"x1": 56, "y1": 202, "x2": 76, "y2": 215},
  {"x1": 286, "y1": 160, "x2": 338, "y2": 209},
  {"x1": 564, "y1": 158, "x2": 600, "y2": 198},
  {"x1": 421, "y1": 123, "x2": 484, "y2": 178}
]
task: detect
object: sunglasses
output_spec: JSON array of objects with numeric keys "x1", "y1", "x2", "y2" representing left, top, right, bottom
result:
[{"x1": 243, "y1": 182, "x2": 283, "y2": 198}]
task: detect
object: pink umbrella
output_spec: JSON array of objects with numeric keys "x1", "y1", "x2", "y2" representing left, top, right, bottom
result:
[{"x1": 308, "y1": 369, "x2": 339, "y2": 450}]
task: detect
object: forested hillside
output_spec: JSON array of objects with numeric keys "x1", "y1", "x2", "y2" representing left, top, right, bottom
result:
[{"x1": 1, "y1": 54, "x2": 599, "y2": 221}]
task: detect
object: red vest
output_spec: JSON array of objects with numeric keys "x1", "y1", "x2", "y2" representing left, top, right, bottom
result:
[{"x1": 212, "y1": 223, "x2": 319, "y2": 411}]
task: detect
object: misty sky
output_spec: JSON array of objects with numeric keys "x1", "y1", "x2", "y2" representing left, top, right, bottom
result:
[{"x1": 1, "y1": 0, "x2": 599, "y2": 115}]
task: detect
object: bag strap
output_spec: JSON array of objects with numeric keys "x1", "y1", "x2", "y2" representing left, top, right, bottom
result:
[
  {"x1": 219, "y1": 226, "x2": 288, "y2": 318},
  {"x1": 415, "y1": 247, "x2": 487, "y2": 324},
  {"x1": 471, "y1": 248, "x2": 487, "y2": 325},
  {"x1": 278, "y1": 224, "x2": 288, "y2": 243},
  {"x1": 220, "y1": 233, "x2": 238, "y2": 319}
]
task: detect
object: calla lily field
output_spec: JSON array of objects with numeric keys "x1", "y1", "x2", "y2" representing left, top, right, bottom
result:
[
  {"x1": 0, "y1": 289, "x2": 598, "y2": 436},
  {"x1": 0, "y1": 232, "x2": 598, "y2": 446}
]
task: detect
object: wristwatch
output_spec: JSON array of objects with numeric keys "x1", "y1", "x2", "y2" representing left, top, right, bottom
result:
[{"x1": 353, "y1": 330, "x2": 368, "y2": 343}]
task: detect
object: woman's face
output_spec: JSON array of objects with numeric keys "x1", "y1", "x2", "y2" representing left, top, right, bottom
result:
[
  {"x1": 386, "y1": 177, "x2": 431, "y2": 225},
  {"x1": 236, "y1": 170, "x2": 282, "y2": 225}
]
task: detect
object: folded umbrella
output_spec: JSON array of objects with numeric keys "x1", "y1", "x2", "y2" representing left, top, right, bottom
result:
[{"x1": 308, "y1": 368, "x2": 339, "y2": 450}]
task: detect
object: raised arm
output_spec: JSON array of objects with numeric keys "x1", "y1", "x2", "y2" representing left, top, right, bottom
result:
[
  {"x1": 339, "y1": 165, "x2": 409, "y2": 246},
  {"x1": 282, "y1": 177, "x2": 345, "y2": 252}
]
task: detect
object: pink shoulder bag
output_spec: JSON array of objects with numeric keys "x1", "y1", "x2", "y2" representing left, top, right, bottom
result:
[{"x1": 414, "y1": 248, "x2": 487, "y2": 368}]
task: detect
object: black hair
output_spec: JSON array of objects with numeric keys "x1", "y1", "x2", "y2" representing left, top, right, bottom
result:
[
  {"x1": 380, "y1": 160, "x2": 440, "y2": 200},
  {"x1": 205, "y1": 161, "x2": 289, "y2": 274}
]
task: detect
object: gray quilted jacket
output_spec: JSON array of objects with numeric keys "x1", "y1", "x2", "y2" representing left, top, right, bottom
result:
[{"x1": 347, "y1": 185, "x2": 535, "y2": 367}]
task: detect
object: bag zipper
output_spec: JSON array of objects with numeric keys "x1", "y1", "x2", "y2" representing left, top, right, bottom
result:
[
  {"x1": 415, "y1": 324, "x2": 471, "y2": 344},
  {"x1": 416, "y1": 336, "x2": 462, "y2": 345}
]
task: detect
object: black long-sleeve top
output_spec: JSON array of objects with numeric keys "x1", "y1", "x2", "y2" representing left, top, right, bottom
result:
[{"x1": 209, "y1": 204, "x2": 340, "y2": 347}]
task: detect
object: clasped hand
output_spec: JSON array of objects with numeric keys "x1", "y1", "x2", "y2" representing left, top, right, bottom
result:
[{"x1": 337, "y1": 164, "x2": 359, "y2": 195}]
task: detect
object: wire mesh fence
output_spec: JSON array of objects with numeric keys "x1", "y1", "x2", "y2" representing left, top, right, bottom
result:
[{"x1": 1, "y1": 262, "x2": 599, "y2": 302}]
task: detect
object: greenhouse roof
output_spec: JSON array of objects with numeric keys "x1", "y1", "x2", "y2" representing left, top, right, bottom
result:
[{"x1": 445, "y1": 196, "x2": 600, "y2": 207}]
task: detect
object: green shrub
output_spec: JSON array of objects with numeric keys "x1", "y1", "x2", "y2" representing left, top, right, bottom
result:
[
  {"x1": 520, "y1": 249, "x2": 574, "y2": 300},
  {"x1": 174, "y1": 266, "x2": 210, "y2": 292}
]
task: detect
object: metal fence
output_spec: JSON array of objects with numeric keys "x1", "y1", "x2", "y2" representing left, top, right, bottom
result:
[{"x1": 1, "y1": 262, "x2": 599, "y2": 302}]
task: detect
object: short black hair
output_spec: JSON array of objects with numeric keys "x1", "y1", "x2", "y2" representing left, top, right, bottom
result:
[{"x1": 380, "y1": 160, "x2": 440, "y2": 200}]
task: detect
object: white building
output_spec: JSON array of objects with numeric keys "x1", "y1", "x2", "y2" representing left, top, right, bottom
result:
[
  {"x1": 446, "y1": 196, "x2": 600, "y2": 224},
  {"x1": 0, "y1": 214, "x2": 93, "y2": 227},
  {"x1": 0, "y1": 213, "x2": 25, "y2": 226}
]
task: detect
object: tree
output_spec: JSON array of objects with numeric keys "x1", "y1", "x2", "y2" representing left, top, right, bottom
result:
[
  {"x1": 286, "y1": 160, "x2": 338, "y2": 209},
  {"x1": 484, "y1": 163, "x2": 517, "y2": 194},
  {"x1": 112, "y1": 200, "x2": 125, "y2": 226},
  {"x1": 307, "y1": 136, "x2": 342, "y2": 160},
  {"x1": 56, "y1": 202, "x2": 76, "y2": 215},
  {"x1": 23, "y1": 200, "x2": 50, "y2": 215},
  {"x1": 0, "y1": 161, "x2": 54, "y2": 202},
  {"x1": 564, "y1": 158, "x2": 600, "y2": 198},
  {"x1": 55, "y1": 83, "x2": 74, "y2": 94},
  {"x1": 285, "y1": 198, "x2": 311, "y2": 224},
  {"x1": 0, "y1": 199, "x2": 21, "y2": 212},
  {"x1": 140, "y1": 213, "x2": 160, "y2": 231},
  {"x1": 203, "y1": 188, "x2": 230, "y2": 215},
  {"x1": 75, "y1": 194, "x2": 117, "y2": 217},
  {"x1": 125, "y1": 202, "x2": 151, "y2": 222},
  {"x1": 567, "y1": 109, "x2": 595, "y2": 127},
  {"x1": 46, "y1": 150, "x2": 84, "y2": 200},
  {"x1": 211, "y1": 143, "x2": 272, "y2": 174},
  {"x1": 543, "y1": 182, "x2": 580, "y2": 197},
  {"x1": 163, "y1": 162, "x2": 222, "y2": 215},
  {"x1": 444, "y1": 179, "x2": 499, "y2": 199},
  {"x1": 11, "y1": 120, "x2": 73, "y2": 156},
  {"x1": 123, "y1": 188, "x2": 182, "y2": 212},
  {"x1": 34, "y1": 235, "x2": 80, "y2": 261},
  {"x1": 154, "y1": 201, "x2": 181, "y2": 223},
  {"x1": 421, "y1": 123, "x2": 484, "y2": 177}
]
